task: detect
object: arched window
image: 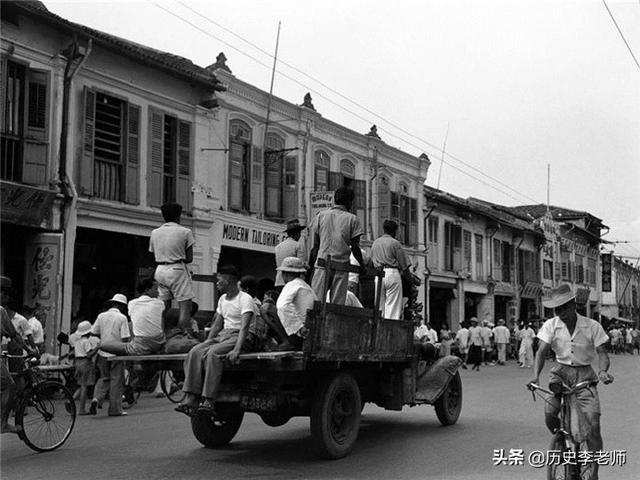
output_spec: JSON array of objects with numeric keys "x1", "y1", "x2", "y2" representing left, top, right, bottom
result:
[
  {"x1": 314, "y1": 150, "x2": 330, "y2": 191},
  {"x1": 377, "y1": 175, "x2": 390, "y2": 236},
  {"x1": 340, "y1": 159, "x2": 355, "y2": 187},
  {"x1": 265, "y1": 133, "x2": 291, "y2": 219},
  {"x1": 229, "y1": 120, "x2": 252, "y2": 211}
]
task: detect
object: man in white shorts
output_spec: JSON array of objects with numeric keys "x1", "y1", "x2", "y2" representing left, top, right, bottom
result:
[{"x1": 149, "y1": 202, "x2": 195, "y2": 331}]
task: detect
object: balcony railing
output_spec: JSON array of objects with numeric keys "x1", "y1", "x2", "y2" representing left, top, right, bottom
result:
[
  {"x1": 1, "y1": 135, "x2": 22, "y2": 182},
  {"x1": 94, "y1": 158, "x2": 122, "y2": 201}
]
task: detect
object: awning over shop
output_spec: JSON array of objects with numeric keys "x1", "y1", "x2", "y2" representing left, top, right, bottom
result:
[
  {"x1": 521, "y1": 281, "x2": 543, "y2": 299},
  {"x1": 428, "y1": 277, "x2": 457, "y2": 289},
  {"x1": 614, "y1": 317, "x2": 635, "y2": 324},
  {"x1": 493, "y1": 281, "x2": 515, "y2": 297}
]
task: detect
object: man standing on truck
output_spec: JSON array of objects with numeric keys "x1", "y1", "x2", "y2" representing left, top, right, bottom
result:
[
  {"x1": 149, "y1": 202, "x2": 195, "y2": 331},
  {"x1": 275, "y1": 219, "x2": 307, "y2": 292},
  {"x1": 176, "y1": 265, "x2": 258, "y2": 416},
  {"x1": 308, "y1": 187, "x2": 365, "y2": 305},
  {"x1": 370, "y1": 220, "x2": 411, "y2": 320}
]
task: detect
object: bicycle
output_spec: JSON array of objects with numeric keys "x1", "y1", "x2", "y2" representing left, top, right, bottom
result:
[
  {"x1": 3, "y1": 353, "x2": 76, "y2": 452},
  {"x1": 159, "y1": 369, "x2": 186, "y2": 404},
  {"x1": 528, "y1": 380, "x2": 600, "y2": 480}
]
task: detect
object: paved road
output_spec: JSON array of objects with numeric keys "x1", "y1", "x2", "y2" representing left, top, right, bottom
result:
[{"x1": 2, "y1": 354, "x2": 638, "y2": 480}]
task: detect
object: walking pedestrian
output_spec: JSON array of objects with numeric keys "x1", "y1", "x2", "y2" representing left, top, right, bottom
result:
[
  {"x1": 72, "y1": 321, "x2": 99, "y2": 415},
  {"x1": 25, "y1": 306, "x2": 45, "y2": 353},
  {"x1": 370, "y1": 220, "x2": 411, "y2": 320},
  {"x1": 456, "y1": 321, "x2": 470, "y2": 369},
  {"x1": 149, "y1": 201, "x2": 195, "y2": 331},
  {"x1": 308, "y1": 187, "x2": 365, "y2": 305},
  {"x1": 518, "y1": 322, "x2": 535, "y2": 368},
  {"x1": 468, "y1": 318, "x2": 483, "y2": 371},
  {"x1": 439, "y1": 323, "x2": 453, "y2": 357},
  {"x1": 274, "y1": 219, "x2": 307, "y2": 292},
  {"x1": 492, "y1": 319, "x2": 510, "y2": 365},
  {"x1": 480, "y1": 320, "x2": 494, "y2": 365},
  {"x1": 89, "y1": 294, "x2": 130, "y2": 416},
  {"x1": 631, "y1": 325, "x2": 640, "y2": 354}
]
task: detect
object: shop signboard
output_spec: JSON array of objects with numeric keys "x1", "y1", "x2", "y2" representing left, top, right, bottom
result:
[
  {"x1": 1, "y1": 181, "x2": 57, "y2": 229},
  {"x1": 220, "y1": 222, "x2": 283, "y2": 253},
  {"x1": 601, "y1": 253, "x2": 612, "y2": 292},
  {"x1": 309, "y1": 191, "x2": 334, "y2": 219}
]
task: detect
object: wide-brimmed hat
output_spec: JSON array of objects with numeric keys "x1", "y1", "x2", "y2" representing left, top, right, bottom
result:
[
  {"x1": 469, "y1": 317, "x2": 478, "y2": 324},
  {"x1": 283, "y1": 219, "x2": 305, "y2": 233},
  {"x1": 108, "y1": 293, "x2": 128, "y2": 305},
  {"x1": 277, "y1": 257, "x2": 307, "y2": 273},
  {"x1": 542, "y1": 283, "x2": 575, "y2": 309},
  {"x1": 74, "y1": 320, "x2": 92, "y2": 336}
]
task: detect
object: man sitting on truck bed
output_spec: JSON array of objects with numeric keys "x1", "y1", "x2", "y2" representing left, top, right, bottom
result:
[{"x1": 176, "y1": 265, "x2": 258, "y2": 416}]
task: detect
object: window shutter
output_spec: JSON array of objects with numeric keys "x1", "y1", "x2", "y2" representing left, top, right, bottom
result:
[
  {"x1": 282, "y1": 155, "x2": 297, "y2": 220},
  {"x1": 250, "y1": 145, "x2": 263, "y2": 213},
  {"x1": 0, "y1": 56, "x2": 6, "y2": 133},
  {"x1": 124, "y1": 104, "x2": 140, "y2": 204},
  {"x1": 410, "y1": 198, "x2": 418, "y2": 246},
  {"x1": 354, "y1": 179, "x2": 366, "y2": 237},
  {"x1": 265, "y1": 153, "x2": 282, "y2": 218},
  {"x1": 176, "y1": 120, "x2": 192, "y2": 210},
  {"x1": 377, "y1": 178, "x2": 390, "y2": 236},
  {"x1": 228, "y1": 141, "x2": 243, "y2": 210},
  {"x1": 23, "y1": 70, "x2": 48, "y2": 185},
  {"x1": 79, "y1": 87, "x2": 95, "y2": 196},
  {"x1": 328, "y1": 171, "x2": 342, "y2": 192},
  {"x1": 148, "y1": 108, "x2": 164, "y2": 207}
]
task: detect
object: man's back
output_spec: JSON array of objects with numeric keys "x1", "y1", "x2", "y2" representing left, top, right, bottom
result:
[
  {"x1": 370, "y1": 234, "x2": 408, "y2": 269},
  {"x1": 311, "y1": 207, "x2": 363, "y2": 263},
  {"x1": 149, "y1": 222, "x2": 194, "y2": 263},
  {"x1": 128, "y1": 296, "x2": 164, "y2": 337},
  {"x1": 92, "y1": 308, "x2": 129, "y2": 356}
]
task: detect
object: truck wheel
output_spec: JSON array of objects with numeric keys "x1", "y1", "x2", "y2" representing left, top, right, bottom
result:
[
  {"x1": 260, "y1": 412, "x2": 291, "y2": 427},
  {"x1": 310, "y1": 372, "x2": 362, "y2": 459},
  {"x1": 434, "y1": 371, "x2": 462, "y2": 426},
  {"x1": 191, "y1": 403, "x2": 244, "y2": 448}
]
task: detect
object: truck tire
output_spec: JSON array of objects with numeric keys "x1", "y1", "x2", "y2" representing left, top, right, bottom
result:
[
  {"x1": 260, "y1": 412, "x2": 291, "y2": 427},
  {"x1": 310, "y1": 372, "x2": 362, "y2": 459},
  {"x1": 191, "y1": 403, "x2": 244, "y2": 448},
  {"x1": 434, "y1": 371, "x2": 462, "y2": 426}
]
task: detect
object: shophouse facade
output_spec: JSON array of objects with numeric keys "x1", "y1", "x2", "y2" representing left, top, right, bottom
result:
[
  {"x1": 1, "y1": 1, "x2": 225, "y2": 350},
  {"x1": 601, "y1": 256, "x2": 640, "y2": 327},
  {"x1": 423, "y1": 187, "x2": 544, "y2": 331}
]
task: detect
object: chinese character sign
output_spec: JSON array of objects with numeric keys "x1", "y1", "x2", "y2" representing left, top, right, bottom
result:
[{"x1": 601, "y1": 253, "x2": 612, "y2": 293}]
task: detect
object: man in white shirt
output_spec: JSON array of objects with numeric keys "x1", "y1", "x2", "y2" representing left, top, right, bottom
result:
[
  {"x1": 527, "y1": 284, "x2": 613, "y2": 480},
  {"x1": 25, "y1": 307, "x2": 45, "y2": 352},
  {"x1": 492, "y1": 319, "x2": 510, "y2": 365},
  {"x1": 100, "y1": 280, "x2": 165, "y2": 355},
  {"x1": 149, "y1": 202, "x2": 195, "y2": 331},
  {"x1": 89, "y1": 294, "x2": 130, "y2": 416},
  {"x1": 480, "y1": 320, "x2": 494, "y2": 365},
  {"x1": 177, "y1": 265, "x2": 258, "y2": 416},
  {"x1": 456, "y1": 322, "x2": 470, "y2": 369},
  {"x1": 274, "y1": 219, "x2": 307, "y2": 290},
  {"x1": 277, "y1": 257, "x2": 318, "y2": 350}
]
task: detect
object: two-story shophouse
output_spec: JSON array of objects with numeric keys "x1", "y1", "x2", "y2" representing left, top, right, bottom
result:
[
  {"x1": 1, "y1": 1, "x2": 225, "y2": 350},
  {"x1": 601, "y1": 255, "x2": 640, "y2": 327},
  {"x1": 509, "y1": 204, "x2": 605, "y2": 319},
  {"x1": 424, "y1": 187, "x2": 545, "y2": 331},
  {"x1": 202, "y1": 54, "x2": 431, "y2": 304}
]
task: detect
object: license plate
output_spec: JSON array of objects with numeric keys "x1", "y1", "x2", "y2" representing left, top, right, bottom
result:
[{"x1": 240, "y1": 393, "x2": 277, "y2": 411}]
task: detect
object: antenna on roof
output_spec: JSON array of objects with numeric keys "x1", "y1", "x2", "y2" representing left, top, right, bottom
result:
[
  {"x1": 546, "y1": 164, "x2": 551, "y2": 214},
  {"x1": 261, "y1": 21, "x2": 282, "y2": 164},
  {"x1": 436, "y1": 122, "x2": 449, "y2": 190}
]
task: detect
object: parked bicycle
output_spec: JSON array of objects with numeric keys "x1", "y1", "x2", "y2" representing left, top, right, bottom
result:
[
  {"x1": 528, "y1": 379, "x2": 605, "y2": 480},
  {"x1": 159, "y1": 369, "x2": 185, "y2": 404},
  {"x1": 3, "y1": 353, "x2": 76, "y2": 452}
]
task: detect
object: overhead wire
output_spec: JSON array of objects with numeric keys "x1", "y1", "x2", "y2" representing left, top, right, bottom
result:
[
  {"x1": 149, "y1": 0, "x2": 543, "y2": 205},
  {"x1": 602, "y1": 0, "x2": 640, "y2": 72}
]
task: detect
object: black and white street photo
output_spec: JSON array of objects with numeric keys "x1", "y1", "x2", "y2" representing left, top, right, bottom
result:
[{"x1": 1, "y1": 1, "x2": 639, "y2": 479}]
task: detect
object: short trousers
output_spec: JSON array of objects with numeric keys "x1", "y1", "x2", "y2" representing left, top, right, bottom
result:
[
  {"x1": 545, "y1": 364, "x2": 601, "y2": 416},
  {"x1": 154, "y1": 263, "x2": 195, "y2": 302},
  {"x1": 124, "y1": 335, "x2": 165, "y2": 356},
  {"x1": 75, "y1": 358, "x2": 96, "y2": 386}
]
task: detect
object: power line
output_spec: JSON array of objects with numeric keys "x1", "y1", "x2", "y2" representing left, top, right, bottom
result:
[
  {"x1": 174, "y1": 0, "x2": 542, "y2": 205},
  {"x1": 602, "y1": 0, "x2": 640, "y2": 72},
  {"x1": 149, "y1": 0, "x2": 542, "y2": 205}
]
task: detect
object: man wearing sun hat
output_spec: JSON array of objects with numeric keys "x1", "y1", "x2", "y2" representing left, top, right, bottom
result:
[
  {"x1": 274, "y1": 219, "x2": 307, "y2": 290},
  {"x1": 527, "y1": 283, "x2": 613, "y2": 479}
]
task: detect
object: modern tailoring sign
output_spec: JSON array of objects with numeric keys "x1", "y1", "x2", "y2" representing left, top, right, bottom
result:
[
  {"x1": 310, "y1": 191, "x2": 334, "y2": 218},
  {"x1": 1, "y1": 181, "x2": 57, "y2": 228},
  {"x1": 221, "y1": 222, "x2": 283, "y2": 252}
]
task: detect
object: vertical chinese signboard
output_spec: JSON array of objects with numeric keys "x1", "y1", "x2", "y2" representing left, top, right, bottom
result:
[
  {"x1": 23, "y1": 233, "x2": 62, "y2": 353},
  {"x1": 601, "y1": 253, "x2": 612, "y2": 293}
]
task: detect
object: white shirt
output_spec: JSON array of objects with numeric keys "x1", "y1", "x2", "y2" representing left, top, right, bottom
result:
[
  {"x1": 92, "y1": 308, "x2": 131, "y2": 357},
  {"x1": 520, "y1": 327, "x2": 535, "y2": 345},
  {"x1": 492, "y1": 325, "x2": 510, "y2": 344},
  {"x1": 74, "y1": 336, "x2": 100, "y2": 358},
  {"x1": 128, "y1": 295, "x2": 164, "y2": 338},
  {"x1": 149, "y1": 222, "x2": 195, "y2": 263},
  {"x1": 456, "y1": 327, "x2": 469, "y2": 348},
  {"x1": 326, "y1": 290, "x2": 363, "y2": 308},
  {"x1": 469, "y1": 326, "x2": 483, "y2": 346},
  {"x1": 275, "y1": 237, "x2": 307, "y2": 287},
  {"x1": 27, "y1": 316, "x2": 44, "y2": 344},
  {"x1": 11, "y1": 313, "x2": 32, "y2": 340},
  {"x1": 537, "y1": 314, "x2": 609, "y2": 367},
  {"x1": 217, "y1": 291, "x2": 255, "y2": 331},
  {"x1": 277, "y1": 277, "x2": 317, "y2": 336}
]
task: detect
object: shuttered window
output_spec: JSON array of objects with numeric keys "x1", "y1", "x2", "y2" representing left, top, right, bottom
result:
[
  {"x1": 427, "y1": 216, "x2": 439, "y2": 269},
  {"x1": 147, "y1": 107, "x2": 191, "y2": 209},
  {"x1": 80, "y1": 87, "x2": 140, "y2": 203},
  {"x1": 1, "y1": 58, "x2": 49, "y2": 185},
  {"x1": 314, "y1": 150, "x2": 330, "y2": 191},
  {"x1": 463, "y1": 230, "x2": 472, "y2": 272},
  {"x1": 377, "y1": 175, "x2": 390, "y2": 237},
  {"x1": 474, "y1": 233, "x2": 484, "y2": 279},
  {"x1": 444, "y1": 222, "x2": 462, "y2": 272},
  {"x1": 265, "y1": 133, "x2": 284, "y2": 219},
  {"x1": 228, "y1": 120, "x2": 252, "y2": 212}
]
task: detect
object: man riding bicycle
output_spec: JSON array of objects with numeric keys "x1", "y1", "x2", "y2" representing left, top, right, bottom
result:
[{"x1": 527, "y1": 283, "x2": 613, "y2": 480}]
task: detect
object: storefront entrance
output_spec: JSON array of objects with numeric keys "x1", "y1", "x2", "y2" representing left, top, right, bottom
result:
[
  {"x1": 429, "y1": 286, "x2": 454, "y2": 331},
  {"x1": 218, "y1": 246, "x2": 277, "y2": 300}
]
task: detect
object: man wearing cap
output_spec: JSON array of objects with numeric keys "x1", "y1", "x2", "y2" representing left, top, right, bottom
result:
[
  {"x1": 276, "y1": 257, "x2": 318, "y2": 350},
  {"x1": 527, "y1": 284, "x2": 613, "y2": 479},
  {"x1": 89, "y1": 294, "x2": 130, "y2": 416},
  {"x1": 308, "y1": 186, "x2": 365, "y2": 305},
  {"x1": 275, "y1": 219, "x2": 307, "y2": 291},
  {"x1": 492, "y1": 319, "x2": 510, "y2": 366},
  {"x1": 370, "y1": 220, "x2": 411, "y2": 320}
]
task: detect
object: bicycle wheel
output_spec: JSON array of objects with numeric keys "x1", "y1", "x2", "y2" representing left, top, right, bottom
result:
[
  {"x1": 547, "y1": 432, "x2": 576, "y2": 480},
  {"x1": 160, "y1": 370, "x2": 186, "y2": 404},
  {"x1": 123, "y1": 368, "x2": 141, "y2": 406},
  {"x1": 15, "y1": 380, "x2": 76, "y2": 452}
]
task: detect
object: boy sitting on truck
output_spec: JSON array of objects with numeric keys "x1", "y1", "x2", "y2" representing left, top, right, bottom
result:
[{"x1": 176, "y1": 265, "x2": 258, "y2": 416}]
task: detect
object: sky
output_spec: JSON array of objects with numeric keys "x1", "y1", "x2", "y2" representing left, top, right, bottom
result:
[{"x1": 43, "y1": 0, "x2": 640, "y2": 260}]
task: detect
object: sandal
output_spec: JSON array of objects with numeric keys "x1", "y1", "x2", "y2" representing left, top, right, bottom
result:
[
  {"x1": 197, "y1": 400, "x2": 216, "y2": 416},
  {"x1": 174, "y1": 403, "x2": 196, "y2": 417}
]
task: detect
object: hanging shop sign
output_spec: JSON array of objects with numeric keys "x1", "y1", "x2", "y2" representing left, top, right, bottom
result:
[
  {"x1": 310, "y1": 191, "x2": 334, "y2": 218},
  {"x1": 221, "y1": 222, "x2": 283, "y2": 253},
  {"x1": 601, "y1": 253, "x2": 612, "y2": 292},
  {"x1": 1, "y1": 181, "x2": 57, "y2": 228}
]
